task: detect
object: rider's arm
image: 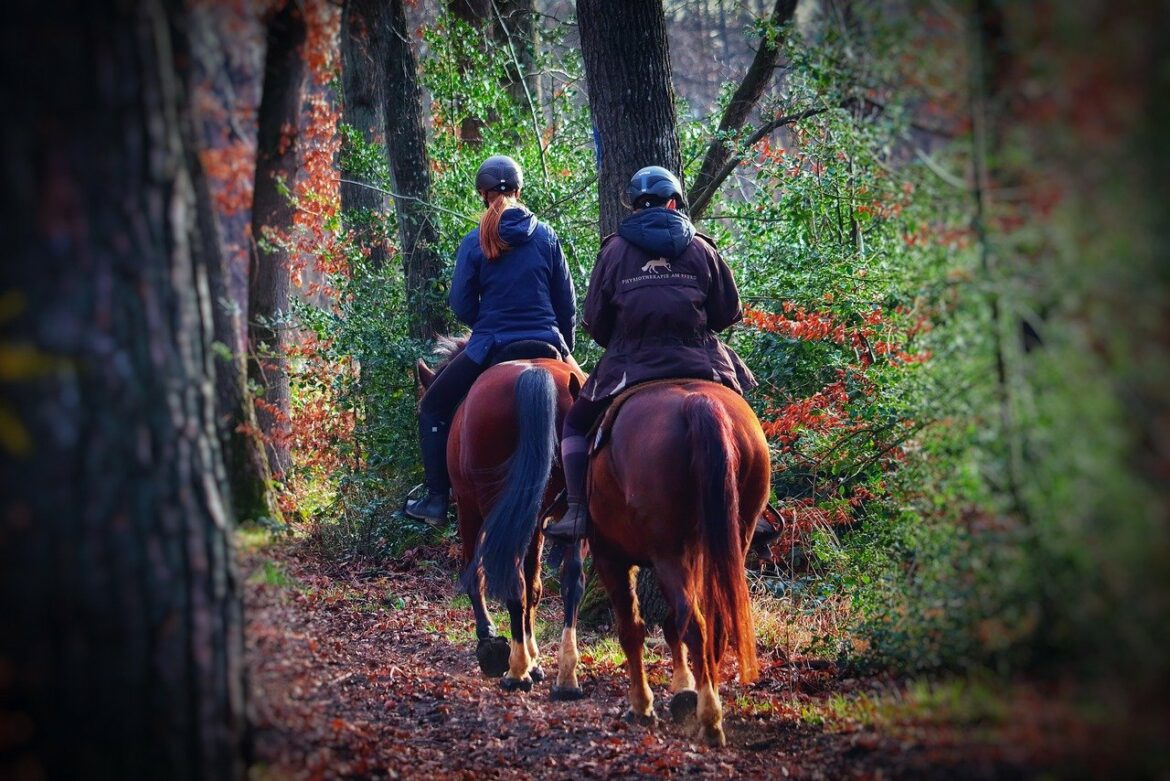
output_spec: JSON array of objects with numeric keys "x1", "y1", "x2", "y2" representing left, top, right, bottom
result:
[
  {"x1": 582, "y1": 242, "x2": 617, "y2": 347},
  {"x1": 548, "y1": 232, "x2": 577, "y2": 353},
  {"x1": 449, "y1": 236, "x2": 481, "y2": 327},
  {"x1": 705, "y1": 244, "x2": 744, "y2": 333}
]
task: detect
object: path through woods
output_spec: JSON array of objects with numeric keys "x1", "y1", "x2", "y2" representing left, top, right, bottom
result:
[{"x1": 244, "y1": 542, "x2": 1102, "y2": 780}]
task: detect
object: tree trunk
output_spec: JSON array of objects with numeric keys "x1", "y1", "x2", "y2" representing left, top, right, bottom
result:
[
  {"x1": 341, "y1": 0, "x2": 390, "y2": 268},
  {"x1": 578, "y1": 0, "x2": 682, "y2": 236},
  {"x1": 449, "y1": 0, "x2": 492, "y2": 145},
  {"x1": 495, "y1": 0, "x2": 542, "y2": 111},
  {"x1": 187, "y1": 3, "x2": 282, "y2": 524},
  {"x1": 687, "y1": 0, "x2": 798, "y2": 221},
  {"x1": 250, "y1": 1, "x2": 308, "y2": 476},
  {"x1": 0, "y1": 1, "x2": 248, "y2": 777},
  {"x1": 386, "y1": 0, "x2": 446, "y2": 340}
]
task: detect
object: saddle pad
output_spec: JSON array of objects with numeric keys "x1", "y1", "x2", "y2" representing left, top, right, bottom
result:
[{"x1": 589, "y1": 377, "x2": 727, "y2": 454}]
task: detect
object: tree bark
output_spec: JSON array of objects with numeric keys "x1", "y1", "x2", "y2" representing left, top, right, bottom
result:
[
  {"x1": 686, "y1": 0, "x2": 799, "y2": 221},
  {"x1": 341, "y1": 0, "x2": 391, "y2": 268},
  {"x1": 250, "y1": 1, "x2": 308, "y2": 476},
  {"x1": 0, "y1": 1, "x2": 247, "y2": 777},
  {"x1": 578, "y1": 0, "x2": 682, "y2": 236},
  {"x1": 187, "y1": 3, "x2": 282, "y2": 524},
  {"x1": 386, "y1": 0, "x2": 446, "y2": 340}
]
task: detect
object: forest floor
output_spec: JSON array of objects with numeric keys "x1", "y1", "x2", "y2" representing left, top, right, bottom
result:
[{"x1": 242, "y1": 535, "x2": 1150, "y2": 781}]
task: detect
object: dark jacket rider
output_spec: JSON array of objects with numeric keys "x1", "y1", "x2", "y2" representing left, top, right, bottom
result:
[{"x1": 544, "y1": 166, "x2": 756, "y2": 541}]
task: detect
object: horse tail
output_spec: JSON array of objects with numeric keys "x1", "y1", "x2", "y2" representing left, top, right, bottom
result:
[
  {"x1": 466, "y1": 366, "x2": 558, "y2": 602},
  {"x1": 683, "y1": 393, "x2": 759, "y2": 683}
]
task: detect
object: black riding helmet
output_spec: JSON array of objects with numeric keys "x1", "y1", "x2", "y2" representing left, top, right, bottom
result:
[
  {"x1": 475, "y1": 155, "x2": 524, "y2": 194},
  {"x1": 627, "y1": 165, "x2": 686, "y2": 210}
]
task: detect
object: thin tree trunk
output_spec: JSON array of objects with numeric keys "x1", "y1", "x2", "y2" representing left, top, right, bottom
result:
[
  {"x1": 386, "y1": 0, "x2": 446, "y2": 340},
  {"x1": 578, "y1": 0, "x2": 682, "y2": 236},
  {"x1": 0, "y1": 1, "x2": 247, "y2": 777},
  {"x1": 495, "y1": 0, "x2": 542, "y2": 111},
  {"x1": 342, "y1": 0, "x2": 390, "y2": 267},
  {"x1": 250, "y1": 1, "x2": 308, "y2": 475},
  {"x1": 687, "y1": 0, "x2": 799, "y2": 221},
  {"x1": 449, "y1": 0, "x2": 492, "y2": 145},
  {"x1": 188, "y1": 3, "x2": 281, "y2": 524}
]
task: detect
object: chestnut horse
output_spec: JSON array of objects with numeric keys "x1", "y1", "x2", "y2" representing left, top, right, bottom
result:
[
  {"x1": 562, "y1": 380, "x2": 770, "y2": 746},
  {"x1": 416, "y1": 339, "x2": 588, "y2": 695}
]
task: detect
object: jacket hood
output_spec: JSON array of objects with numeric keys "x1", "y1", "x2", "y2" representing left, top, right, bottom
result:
[
  {"x1": 499, "y1": 206, "x2": 539, "y2": 246},
  {"x1": 618, "y1": 207, "x2": 695, "y2": 258}
]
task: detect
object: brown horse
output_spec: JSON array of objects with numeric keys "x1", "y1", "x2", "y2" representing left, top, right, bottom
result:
[
  {"x1": 561, "y1": 380, "x2": 770, "y2": 746},
  {"x1": 416, "y1": 339, "x2": 587, "y2": 694}
]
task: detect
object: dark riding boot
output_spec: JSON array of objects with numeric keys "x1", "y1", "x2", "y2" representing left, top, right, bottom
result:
[
  {"x1": 405, "y1": 490, "x2": 449, "y2": 525},
  {"x1": 405, "y1": 413, "x2": 450, "y2": 525},
  {"x1": 545, "y1": 446, "x2": 588, "y2": 541},
  {"x1": 544, "y1": 499, "x2": 586, "y2": 541}
]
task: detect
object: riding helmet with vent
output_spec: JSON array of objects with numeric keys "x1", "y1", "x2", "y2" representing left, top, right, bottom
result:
[
  {"x1": 627, "y1": 165, "x2": 686, "y2": 209},
  {"x1": 475, "y1": 155, "x2": 524, "y2": 194}
]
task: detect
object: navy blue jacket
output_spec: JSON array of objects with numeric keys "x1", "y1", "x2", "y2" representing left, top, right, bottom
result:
[{"x1": 450, "y1": 207, "x2": 576, "y2": 364}]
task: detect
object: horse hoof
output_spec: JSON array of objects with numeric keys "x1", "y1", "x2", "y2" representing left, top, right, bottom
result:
[
  {"x1": 550, "y1": 686, "x2": 585, "y2": 702},
  {"x1": 698, "y1": 724, "x2": 727, "y2": 748},
  {"x1": 621, "y1": 709, "x2": 658, "y2": 727},
  {"x1": 500, "y1": 675, "x2": 533, "y2": 693},
  {"x1": 476, "y1": 637, "x2": 510, "y2": 678},
  {"x1": 529, "y1": 666, "x2": 546, "y2": 683},
  {"x1": 669, "y1": 690, "x2": 699, "y2": 723}
]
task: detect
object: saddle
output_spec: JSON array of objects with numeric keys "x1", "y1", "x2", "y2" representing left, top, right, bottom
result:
[
  {"x1": 487, "y1": 339, "x2": 564, "y2": 367},
  {"x1": 589, "y1": 377, "x2": 726, "y2": 454}
]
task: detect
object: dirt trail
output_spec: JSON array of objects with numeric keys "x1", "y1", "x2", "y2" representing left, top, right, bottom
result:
[{"x1": 245, "y1": 543, "x2": 1057, "y2": 780}]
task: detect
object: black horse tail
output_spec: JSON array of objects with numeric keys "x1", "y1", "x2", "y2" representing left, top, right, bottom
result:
[
  {"x1": 683, "y1": 393, "x2": 759, "y2": 683},
  {"x1": 464, "y1": 366, "x2": 558, "y2": 602}
]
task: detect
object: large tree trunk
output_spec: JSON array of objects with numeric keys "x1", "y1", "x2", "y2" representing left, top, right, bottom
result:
[
  {"x1": 386, "y1": 0, "x2": 446, "y2": 340},
  {"x1": 341, "y1": 0, "x2": 390, "y2": 268},
  {"x1": 0, "y1": 1, "x2": 248, "y2": 777},
  {"x1": 250, "y1": 1, "x2": 308, "y2": 476},
  {"x1": 578, "y1": 0, "x2": 682, "y2": 236},
  {"x1": 686, "y1": 0, "x2": 799, "y2": 221}
]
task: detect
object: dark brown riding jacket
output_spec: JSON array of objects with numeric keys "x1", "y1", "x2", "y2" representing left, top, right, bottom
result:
[{"x1": 579, "y1": 207, "x2": 757, "y2": 402}]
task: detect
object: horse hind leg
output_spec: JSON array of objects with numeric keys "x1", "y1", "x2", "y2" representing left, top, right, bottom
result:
[
  {"x1": 552, "y1": 539, "x2": 587, "y2": 700},
  {"x1": 500, "y1": 567, "x2": 535, "y2": 692},
  {"x1": 524, "y1": 537, "x2": 545, "y2": 683},
  {"x1": 676, "y1": 597, "x2": 724, "y2": 746},
  {"x1": 462, "y1": 505, "x2": 510, "y2": 678},
  {"x1": 596, "y1": 557, "x2": 655, "y2": 725},
  {"x1": 656, "y1": 564, "x2": 698, "y2": 723}
]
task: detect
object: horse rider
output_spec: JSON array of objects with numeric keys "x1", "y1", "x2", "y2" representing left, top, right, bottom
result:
[
  {"x1": 544, "y1": 166, "x2": 756, "y2": 541},
  {"x1": 404, "y1": 155, "x2": 577, "y2": 524}
]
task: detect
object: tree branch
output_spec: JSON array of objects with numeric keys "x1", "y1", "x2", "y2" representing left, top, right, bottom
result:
[
  {"x1": 686, "y1": 0, "x2": 798, "y2": 219},
  {"x1": 688, "y1": 104, "x2": 834, "y2": 220}
]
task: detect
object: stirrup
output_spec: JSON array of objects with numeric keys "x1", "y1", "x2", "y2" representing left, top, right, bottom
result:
[{"x1": 544, "y1": 501, "x2": 586, "y2": 541}]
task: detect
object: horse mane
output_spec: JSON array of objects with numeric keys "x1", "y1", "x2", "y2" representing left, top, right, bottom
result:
[{"x1": 431, "y1": 333, "x2": 471, "y2": 375}]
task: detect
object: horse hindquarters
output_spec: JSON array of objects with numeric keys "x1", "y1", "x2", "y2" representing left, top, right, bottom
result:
[{"x1": 681, "y1": 393, "x2": 760, "y2": 745}]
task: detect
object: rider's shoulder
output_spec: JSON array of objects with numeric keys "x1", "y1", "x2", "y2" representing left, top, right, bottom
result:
[
  {"x1": 600, "y1": 232, "x2": 622, "y2": 249},
  {"x1": 692, "y1": 231, "x2": 721, "y2": 252}
]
